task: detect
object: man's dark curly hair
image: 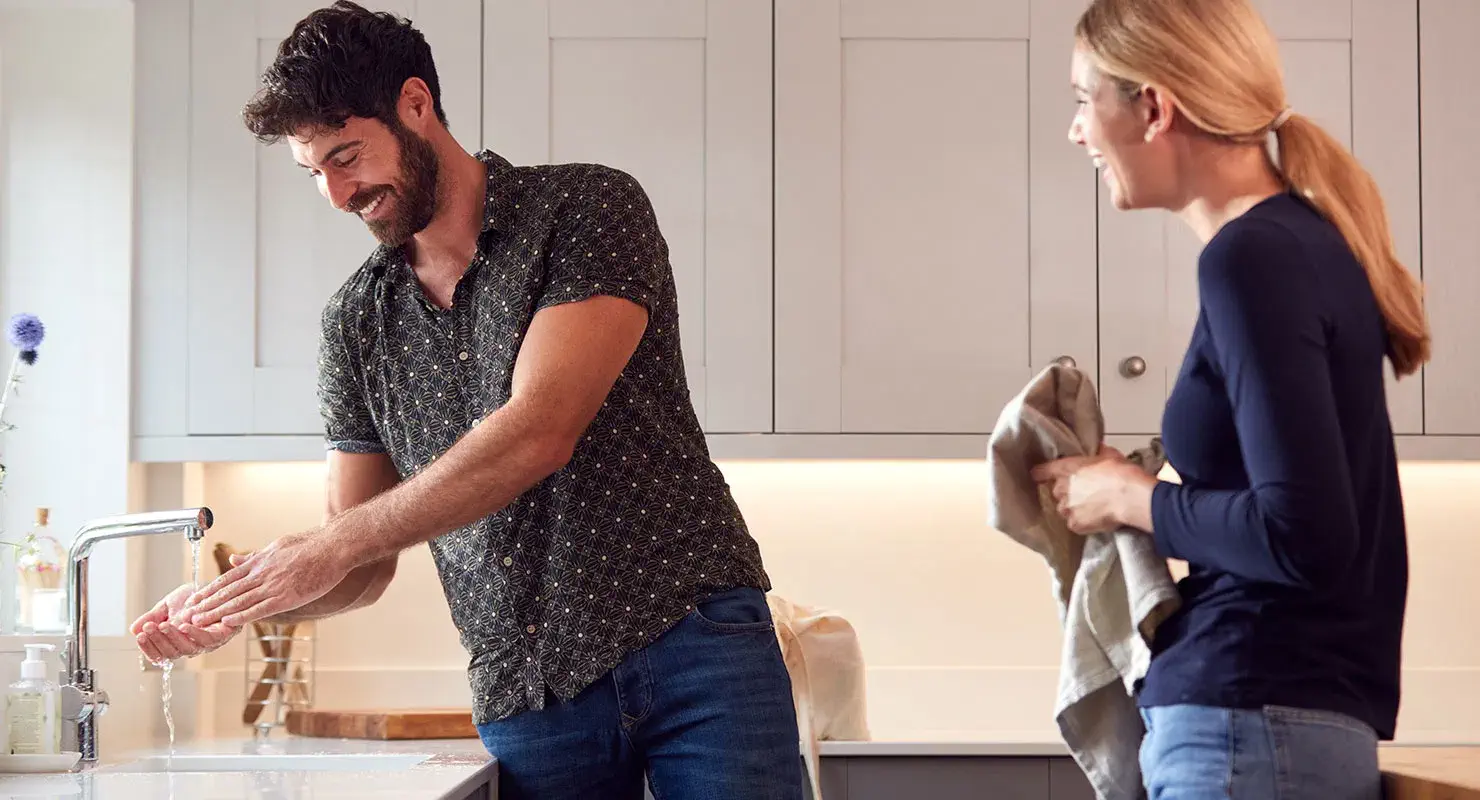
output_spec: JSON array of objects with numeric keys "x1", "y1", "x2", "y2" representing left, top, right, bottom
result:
[{"x1": 242, "y1": 1, "x2": 448, "y2": 144}]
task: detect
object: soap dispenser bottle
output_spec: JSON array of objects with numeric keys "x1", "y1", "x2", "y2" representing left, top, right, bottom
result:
[{"x1": 6, "y1": 643, "x2": 59, "y2": 755}]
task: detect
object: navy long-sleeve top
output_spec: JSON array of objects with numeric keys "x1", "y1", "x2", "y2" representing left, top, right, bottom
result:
[{"x1": 1138, "y1": 191, "x2": 1409, "y2": 739}]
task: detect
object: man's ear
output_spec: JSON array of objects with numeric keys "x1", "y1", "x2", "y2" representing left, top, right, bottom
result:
[{"x1": 397, "y1": 76, "x2": 436, "y2": 128}]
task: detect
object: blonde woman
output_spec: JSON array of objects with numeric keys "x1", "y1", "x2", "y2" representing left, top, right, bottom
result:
[{"x1": 1032, "y1": 0, "x2": 1430, "y2": 796}]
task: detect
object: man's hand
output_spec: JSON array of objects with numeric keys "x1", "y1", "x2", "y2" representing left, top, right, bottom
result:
[
  {"x1": 131, "y1": 583, "x2": 240, "y2": 664},
  {"x1": 183, "y1": 529, "x2": 352, "y2": 629}
]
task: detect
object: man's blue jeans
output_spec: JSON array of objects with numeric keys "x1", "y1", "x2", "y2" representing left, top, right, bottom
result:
[
  {"x1": 1139, "y1": 704, "x2": 1383, "y2": 799},
  {"x1": 474, "y1": 586, "x2": 806, "y2": 800}
]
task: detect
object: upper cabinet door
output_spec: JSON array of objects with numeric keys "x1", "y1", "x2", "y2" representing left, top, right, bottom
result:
[
  {"x1": 1097, "y1": 0, "x2": 1422, "y2": 436},
  {"x1": 186, "y1": 0, "x2": 482, "y2": 435},
  {"x1": 484, "y1": 0, "x2": 773, "y2": 434},
  {"x1": 774, "y1": 0, "x2": 1098, "y2": 434},
  {"x1": 1419, "y1": 0, "x2": 1480, "y2": 435}
]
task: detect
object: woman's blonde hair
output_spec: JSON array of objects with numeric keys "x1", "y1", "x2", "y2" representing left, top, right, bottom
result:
[{"x1": 1076, "y1": 0, "x2": 1431, "y2": 377}]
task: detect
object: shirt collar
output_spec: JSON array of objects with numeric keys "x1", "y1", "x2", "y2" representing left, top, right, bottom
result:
[
  {"x1": 372, "y1": 149, "x2": 515, "y2": 283},
  {"x1": 477, "y1": 149, "x2": 516, "y2": 236}
]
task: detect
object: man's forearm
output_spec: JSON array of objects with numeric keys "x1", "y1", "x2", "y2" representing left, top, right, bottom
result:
[
  {"x1": 273, "y1": 449, "x2": 403, "y2": 624},
  {"x1": 327, "y1": 399, "x2": 569, "y2": 570},
  {"x1": 264, "y1": 560, "x2": 393, "y2": 623}
]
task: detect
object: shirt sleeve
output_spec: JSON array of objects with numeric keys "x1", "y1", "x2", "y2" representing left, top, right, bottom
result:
[
  {"x1": 1149, "y1": 219, "x2": 1360, "y2": 590},
  {"x1": 316, "y1": 297, "x2": 387, "y2": 455},
  {"x1": 536, "y1": 166, "x2": 668, "y2": 315}
]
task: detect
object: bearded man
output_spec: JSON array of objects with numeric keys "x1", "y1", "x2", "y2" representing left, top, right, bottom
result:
[{"x1": 130, "y1": 4, "x2": 803, "y2": 798}]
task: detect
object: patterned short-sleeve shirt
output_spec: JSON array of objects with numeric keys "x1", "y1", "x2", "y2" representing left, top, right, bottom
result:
[{"x1": 316, "y1": 150, "x2": 770, "y2": 724}]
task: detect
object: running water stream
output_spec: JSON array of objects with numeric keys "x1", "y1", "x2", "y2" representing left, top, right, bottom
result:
[{"x1": 145, "y1": 540, "x2": 204, "y2": 761}]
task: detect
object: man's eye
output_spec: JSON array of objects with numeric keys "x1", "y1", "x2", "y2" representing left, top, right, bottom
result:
[{"x1": 335, "y1": 155, "x2": 359, "y2": 169}]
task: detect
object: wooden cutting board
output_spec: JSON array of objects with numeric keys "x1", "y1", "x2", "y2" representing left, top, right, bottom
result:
[
  {"x1": 286, "y1": 708, "x2": 479, "y2": 740},
  {"x1": 1381, "y1": 747, "x2": 1480, "y2": 800}
]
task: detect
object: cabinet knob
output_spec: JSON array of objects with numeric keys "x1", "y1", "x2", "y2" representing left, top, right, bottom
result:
[
  {"x1": 1119, "y1": 355, "x2": 1147, "y2": 378},
  {"x1": 1054, "y1": 355, "x2": 1076, "y2": 369}
]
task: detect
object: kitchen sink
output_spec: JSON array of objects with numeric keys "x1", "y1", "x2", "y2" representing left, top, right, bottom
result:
[{"x1": 103, "y1": 752, "x2": 431, "y2": 772}]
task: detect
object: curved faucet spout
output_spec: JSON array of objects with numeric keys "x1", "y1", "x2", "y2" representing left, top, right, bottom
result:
[
  {"x1": 68, "y1": 507, "x2": 213, "y2": 563},
  {"x1": 62, "y1": 507, "x2": 214, "y2": 763}
]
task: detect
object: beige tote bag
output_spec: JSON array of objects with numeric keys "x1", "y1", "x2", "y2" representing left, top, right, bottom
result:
[{"x1": 767, "y1": 594, "x2": 871, "y2": 799}]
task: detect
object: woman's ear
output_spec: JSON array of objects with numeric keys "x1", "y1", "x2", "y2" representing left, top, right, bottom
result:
[{"x1": 1137, "y1": 84, "x2": 1177, "y2": 142}]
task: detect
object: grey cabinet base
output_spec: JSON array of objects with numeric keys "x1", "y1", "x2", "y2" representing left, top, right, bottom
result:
[
  {"x1": 636, "y1": 754, "x2": 1097, "y2": 800},
  {"x1": 816, "y1": 756, "x2": 1095, "y2": 800}
]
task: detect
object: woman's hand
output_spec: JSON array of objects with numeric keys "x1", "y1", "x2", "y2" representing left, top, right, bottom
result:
[{"x1": 1031, "y1": 445, "x2": 1157, "y2": 535}]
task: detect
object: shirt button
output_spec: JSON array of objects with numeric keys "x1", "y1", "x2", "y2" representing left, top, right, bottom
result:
[
  {"x1": 458, "y1": 351, "x2": 470, "y2": 361},
  {"x1": 526, "y1": 625, "x2": 537, "y2": 634},
  {"x1": 503, "y1": 556, "x2": 513, "y2": 566}
]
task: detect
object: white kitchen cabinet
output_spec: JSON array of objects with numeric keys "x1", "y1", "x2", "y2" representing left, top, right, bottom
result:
[
  {"x1": 131, "y1": 0, "x2": 1480, "y2": 462},
  {"x1": 1418, "y1": 0, "x2": 1480, "y2": 436},
  {"x1": 483, "y1": 0, "x2": 773, "y2": 434},
  {"x1": 134, "y1": 0, "x2": 482, "y2": 442},
  {"x1": 773, "y1": 0, "x2": 1096, "y2": 434},
  {"x1": 1098, "y1": 0, "x2": 1423, "y2": 436}
]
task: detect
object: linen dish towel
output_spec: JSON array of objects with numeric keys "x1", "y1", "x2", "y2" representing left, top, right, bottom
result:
[{"x1": 985, "y1": 362, "x2": 1181, "y2": 800}]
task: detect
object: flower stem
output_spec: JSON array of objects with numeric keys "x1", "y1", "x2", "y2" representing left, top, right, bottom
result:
[{"x1": 0, "y1": 352, "x2": 21, "y2": 428}]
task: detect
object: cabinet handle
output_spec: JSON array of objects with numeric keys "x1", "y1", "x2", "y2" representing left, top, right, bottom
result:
[
  {"x1": 1119, "y1": 355, "x2": 1147, "y2": 378},
  {"x1": 1054, "y1": 355, "x2": 1076, "y2": 369}
]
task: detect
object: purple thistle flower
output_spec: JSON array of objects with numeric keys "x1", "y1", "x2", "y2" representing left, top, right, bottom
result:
[
  {"x1": 7, "y1": 314, "x2": 43, "y2": 351},
  {"x1": 19, "y1": 350, "x2": 36, "y2": 366}
]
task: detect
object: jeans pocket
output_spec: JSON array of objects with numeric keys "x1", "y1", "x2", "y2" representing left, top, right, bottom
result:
[
  {"x1": 1264, "y1": 706, "x2": 1381, "y2": 800},
  {"x1": 691, "y1": 587, "x2": 775, "y2": 634},
  {"x1": 1138, "y1": 705, "x2": 1240, "y2": 799}
]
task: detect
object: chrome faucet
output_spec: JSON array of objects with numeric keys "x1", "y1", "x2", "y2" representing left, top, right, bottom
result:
[{"x1": 61, "y1": 508, "x2": 213, "y2": 763}]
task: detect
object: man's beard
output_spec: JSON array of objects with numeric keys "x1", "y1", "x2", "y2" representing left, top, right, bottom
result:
[{"x1": 346, "y1": 121, "x2": 440, "y2": 247}]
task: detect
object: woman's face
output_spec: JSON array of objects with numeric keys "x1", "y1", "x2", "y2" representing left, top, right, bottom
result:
[{"x1": 1067, "y1": 46, "x2": 1178, "y2": 211}]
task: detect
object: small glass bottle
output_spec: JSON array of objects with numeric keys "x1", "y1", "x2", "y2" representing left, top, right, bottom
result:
[{"x1": 15, "y1": 508, "x2": 61, "y2": 633}]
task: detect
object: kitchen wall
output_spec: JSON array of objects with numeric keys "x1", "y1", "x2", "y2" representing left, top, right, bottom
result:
[
  {"x1": 0, "y1": 5, "x2": 135, "y2": 637},
  {"x1": 131, "y1": 457, "x2": 1480, "y2": 744}
]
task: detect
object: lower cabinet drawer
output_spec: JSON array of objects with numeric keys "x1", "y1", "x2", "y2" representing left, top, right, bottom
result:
[{"x1": 817, "y1": 756, "x2": 1094, "y2": 800}]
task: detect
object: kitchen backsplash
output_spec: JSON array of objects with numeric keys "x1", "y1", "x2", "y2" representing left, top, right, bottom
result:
[{"x1": 116, "y1": 458, "x2": 1480, "y2": 743}]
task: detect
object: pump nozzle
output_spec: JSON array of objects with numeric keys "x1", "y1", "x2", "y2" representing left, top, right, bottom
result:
[{"x1": 20, "y1": 643, "x2": 56, "y2": 680}]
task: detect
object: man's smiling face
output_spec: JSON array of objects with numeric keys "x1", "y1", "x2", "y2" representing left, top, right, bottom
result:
[{"x1": 289, "y1": 114, "x2": 441, "y2": 247}]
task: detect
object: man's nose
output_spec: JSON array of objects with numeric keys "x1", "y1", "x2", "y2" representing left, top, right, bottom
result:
[{"x1": 323, "y1": 175, "x2": 356, "y2": 211}]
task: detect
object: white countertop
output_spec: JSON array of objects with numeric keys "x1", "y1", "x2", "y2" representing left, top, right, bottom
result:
[
  {"x1": 814, "y1": 734, "x2": 1480, "y2": 758},
  {"x1": 6, "y1": 725, "x2": 1467, "y2": 799},
  {"x1": 819, "y1": 734, "x2": 1069, "y2": 757},
  {"x1": 813, "y1": 733, "x2": 1480, "y2": 758},
  {"x1": 0, "y1": 736, "x2": 495, "y2": 799},
  {"x1": 0, "y1": 729, "x2": 1080, "y2": 798}
]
